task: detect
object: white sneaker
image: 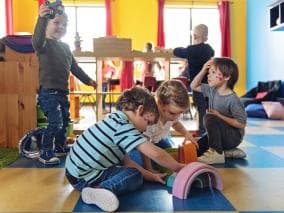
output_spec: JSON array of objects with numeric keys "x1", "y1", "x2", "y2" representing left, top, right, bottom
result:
[
  {"x1": 81, "y1": 187, "x2": 119, "y2": 212},
  {"x1": 224, "y1": 148, "x2": 246, "y2": 159},
  {"x1": 198, "y1": 149, "x2": 225, "y2": 164}
]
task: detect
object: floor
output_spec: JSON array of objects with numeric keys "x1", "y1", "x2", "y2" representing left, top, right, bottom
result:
[{"x1": 1, "y1": 106, "x2": 284, "y2": 212}]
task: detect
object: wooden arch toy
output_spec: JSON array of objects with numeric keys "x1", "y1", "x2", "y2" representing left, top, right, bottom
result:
[{"x1": 172, "y1": 162, "x2": 223, "y2": 199}]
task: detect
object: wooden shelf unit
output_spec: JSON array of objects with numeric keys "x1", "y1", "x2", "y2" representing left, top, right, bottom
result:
[
  {"x1": 0, "y1": 47, "x2": 38, "y2": 148},
  {"x1": 74, "y1": 50, "x2": 180, "y2": 121}
]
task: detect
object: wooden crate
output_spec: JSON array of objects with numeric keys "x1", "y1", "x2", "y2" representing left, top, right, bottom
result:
[{"x1": 0, "y1": 94, "x2": 7, "y2": 147}]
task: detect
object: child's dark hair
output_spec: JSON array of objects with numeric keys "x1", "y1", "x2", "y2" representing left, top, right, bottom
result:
[
  {"x1": 156, "y1": 79, "x2": 189, "y2": 109},
  {"x1": 213, "y1": 57, "x2": 239, "y2": 90},
  {"x1": 116, "y1": 86, "x2": 159, "y2": 122}
]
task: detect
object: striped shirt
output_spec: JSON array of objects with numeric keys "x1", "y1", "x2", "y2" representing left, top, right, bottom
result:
[{"x1": 65, "y1": 111, "x2": 145, "y2": 183}]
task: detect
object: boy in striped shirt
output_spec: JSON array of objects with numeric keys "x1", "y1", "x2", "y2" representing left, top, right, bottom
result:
[{"x1": 65, "y1": 86, "x2": 185, "y2": 211}]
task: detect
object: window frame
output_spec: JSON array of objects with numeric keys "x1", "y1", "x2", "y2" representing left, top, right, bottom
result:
[
  {"x1": 164, "y1": 5, "x2": 221, "y2": 56},
  {"x1": 62, "y1": 5, "x2": 106, "y2": 51}
]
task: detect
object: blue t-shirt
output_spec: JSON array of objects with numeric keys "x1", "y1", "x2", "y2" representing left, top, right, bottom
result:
[{"x1": 65, "y1": 111, "x2": 145, "y2": 182}]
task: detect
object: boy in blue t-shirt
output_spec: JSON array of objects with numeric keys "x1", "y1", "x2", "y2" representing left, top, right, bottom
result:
[{"x1": 65, "y1": 86, "x2": 185, "y2": 212}]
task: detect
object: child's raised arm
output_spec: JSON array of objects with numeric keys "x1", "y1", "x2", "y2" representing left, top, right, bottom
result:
[{"x1": 190, "y1": 59, "x2": 213, "y2": 92}]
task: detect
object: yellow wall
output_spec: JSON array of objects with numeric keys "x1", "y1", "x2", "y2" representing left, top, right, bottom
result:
[
  {"x1": 12, "y1": 0, "x2": 246, "y2": 93},
  {"x1": 12, "y1": 0, "x2": 38, "y2": 34},
  {"x1": 230, "y1": 0, "x2": 246, "y2": 95},
  {"x1": 112, "y1": 0, "x2": 157, "y2": 50}
]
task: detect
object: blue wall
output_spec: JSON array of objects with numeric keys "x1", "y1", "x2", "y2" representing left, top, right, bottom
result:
[{"x1": 247, "y1": 0, "x2": 284, "y2": 90}]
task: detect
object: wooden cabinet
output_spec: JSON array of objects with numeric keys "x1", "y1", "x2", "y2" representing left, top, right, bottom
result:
[{"x1": 0, "y1": 47, "x2": 38, "y2": 148}]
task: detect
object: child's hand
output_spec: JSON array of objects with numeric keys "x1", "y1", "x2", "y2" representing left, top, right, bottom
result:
[
  {"x1": 202, "y1": 59, "x2": 214, "y2": 73},
  {"x1": 144, "y1": 171, "x2": 167, "y2": 184},
  {"x1": 89, "y1": 79, "x2": 97, "y2": 90},
  {"x1": 175, "y1": 163, "x2": 186, "y2": 172},
  {"x1": 39, "y1": 4, "x2": 51, "y2": 18},
  {"x1": 206, "y1": 108, "x2": 221, "y2": 117},
  {"x1": 183, "y1": 132, "x2": 199, "y2": 149}
]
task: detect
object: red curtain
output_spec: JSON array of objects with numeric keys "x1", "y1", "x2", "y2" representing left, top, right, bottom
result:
[
  {"x1": 120, "y1": 61, "x2": 134, "y2": 91},
  {"x1": 105, "y1": 0, "x2": 112, "y2": 36},
  {"x1": 157, "y1": 0, "x2": 165, "y2": 48},
  {"x1": 5, "y1": 0, "x2": 13, "y2": 35},
  {"x1": 218, "y1": 1, "x2": 231, "y2": 57}
]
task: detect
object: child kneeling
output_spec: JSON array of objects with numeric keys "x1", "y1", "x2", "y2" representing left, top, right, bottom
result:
[{"x1": 191, "y1": 57, "x2": 247, "y2": 164}]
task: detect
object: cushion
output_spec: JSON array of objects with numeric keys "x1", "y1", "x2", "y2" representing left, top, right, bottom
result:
[
  {"x1": 245, "y1": 104, "x2": 267, "y2": 118},
  {"x1": 262, "y1": 101, "x2": 284, "y2": 120},
  {"x1": 2, "y1": 35, "x2": 34, "y2": 53},
  {"x1": 255, "y1": 92, "x2": 268, "y2": 99}
]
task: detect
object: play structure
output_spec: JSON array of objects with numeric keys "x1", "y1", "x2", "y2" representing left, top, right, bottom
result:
[{"x1": 172, "y1": 162, "x2": 223, "y2": 199}]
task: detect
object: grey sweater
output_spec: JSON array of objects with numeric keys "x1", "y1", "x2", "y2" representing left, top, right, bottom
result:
[{"x1": 32, "y1": 17, "x2": 92, "y2": 91}]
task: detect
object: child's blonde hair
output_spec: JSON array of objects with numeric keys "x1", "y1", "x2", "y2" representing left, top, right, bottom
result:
[{"x1": 156, "y1": 79, "x2": 189, "y2": 109}]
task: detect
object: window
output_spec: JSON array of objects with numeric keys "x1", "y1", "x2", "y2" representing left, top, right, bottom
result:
[
  {"x1": 164, "y1": 7, "x2": 221, "y2": 78},
  {"x1": 62, "y1": 6, "x2": 106, "y2": 51},
  {"x1": 164, "y1": 7, "x2": 221, "y2": 55},
  {"x1": 0, "y1": 0, "x2": 6, "y2": 37}
]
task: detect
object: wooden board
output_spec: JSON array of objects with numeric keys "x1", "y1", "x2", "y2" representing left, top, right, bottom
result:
[{"x1": 6, "y1": 95, "x2": 19, "y2": 148}]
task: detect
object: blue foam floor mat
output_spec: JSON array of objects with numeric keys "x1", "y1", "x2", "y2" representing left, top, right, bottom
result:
[{"x1": 73, "y1": 182, "x2": 235, "y2": 212}]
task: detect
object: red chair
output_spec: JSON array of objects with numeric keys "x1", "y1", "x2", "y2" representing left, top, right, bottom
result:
[
  {"x1": 143, "y1": 76, "x2": 157, "y2": 92},
  {"x1": 173, "y1": 76, "x2": 190, "y2": 89}
]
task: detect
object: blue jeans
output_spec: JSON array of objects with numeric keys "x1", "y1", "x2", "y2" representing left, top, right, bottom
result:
[
  {"x1": 66, "y1": 166, "x2": 143, "y2": 195},
  {"x1": 38, "y1": 88, "x2": 70, "y2": 151},
  {"x1": 129, "y1": 135, "x2": 174, "y2": 167}
]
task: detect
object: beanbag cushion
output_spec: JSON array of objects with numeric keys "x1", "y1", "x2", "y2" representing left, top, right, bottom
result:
[
  {"x1": 2, "y1": 35, "x2": 34, "y2": 53},
  {"x1": 255, "y1": 92, "x2": 268, "y2": 99},
  {"x1": 245, "y1": 104, "x2": 267, "y2": 118},
  {"x1": 262, "y1": 101, "x2": 284, "y2": 120}
]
